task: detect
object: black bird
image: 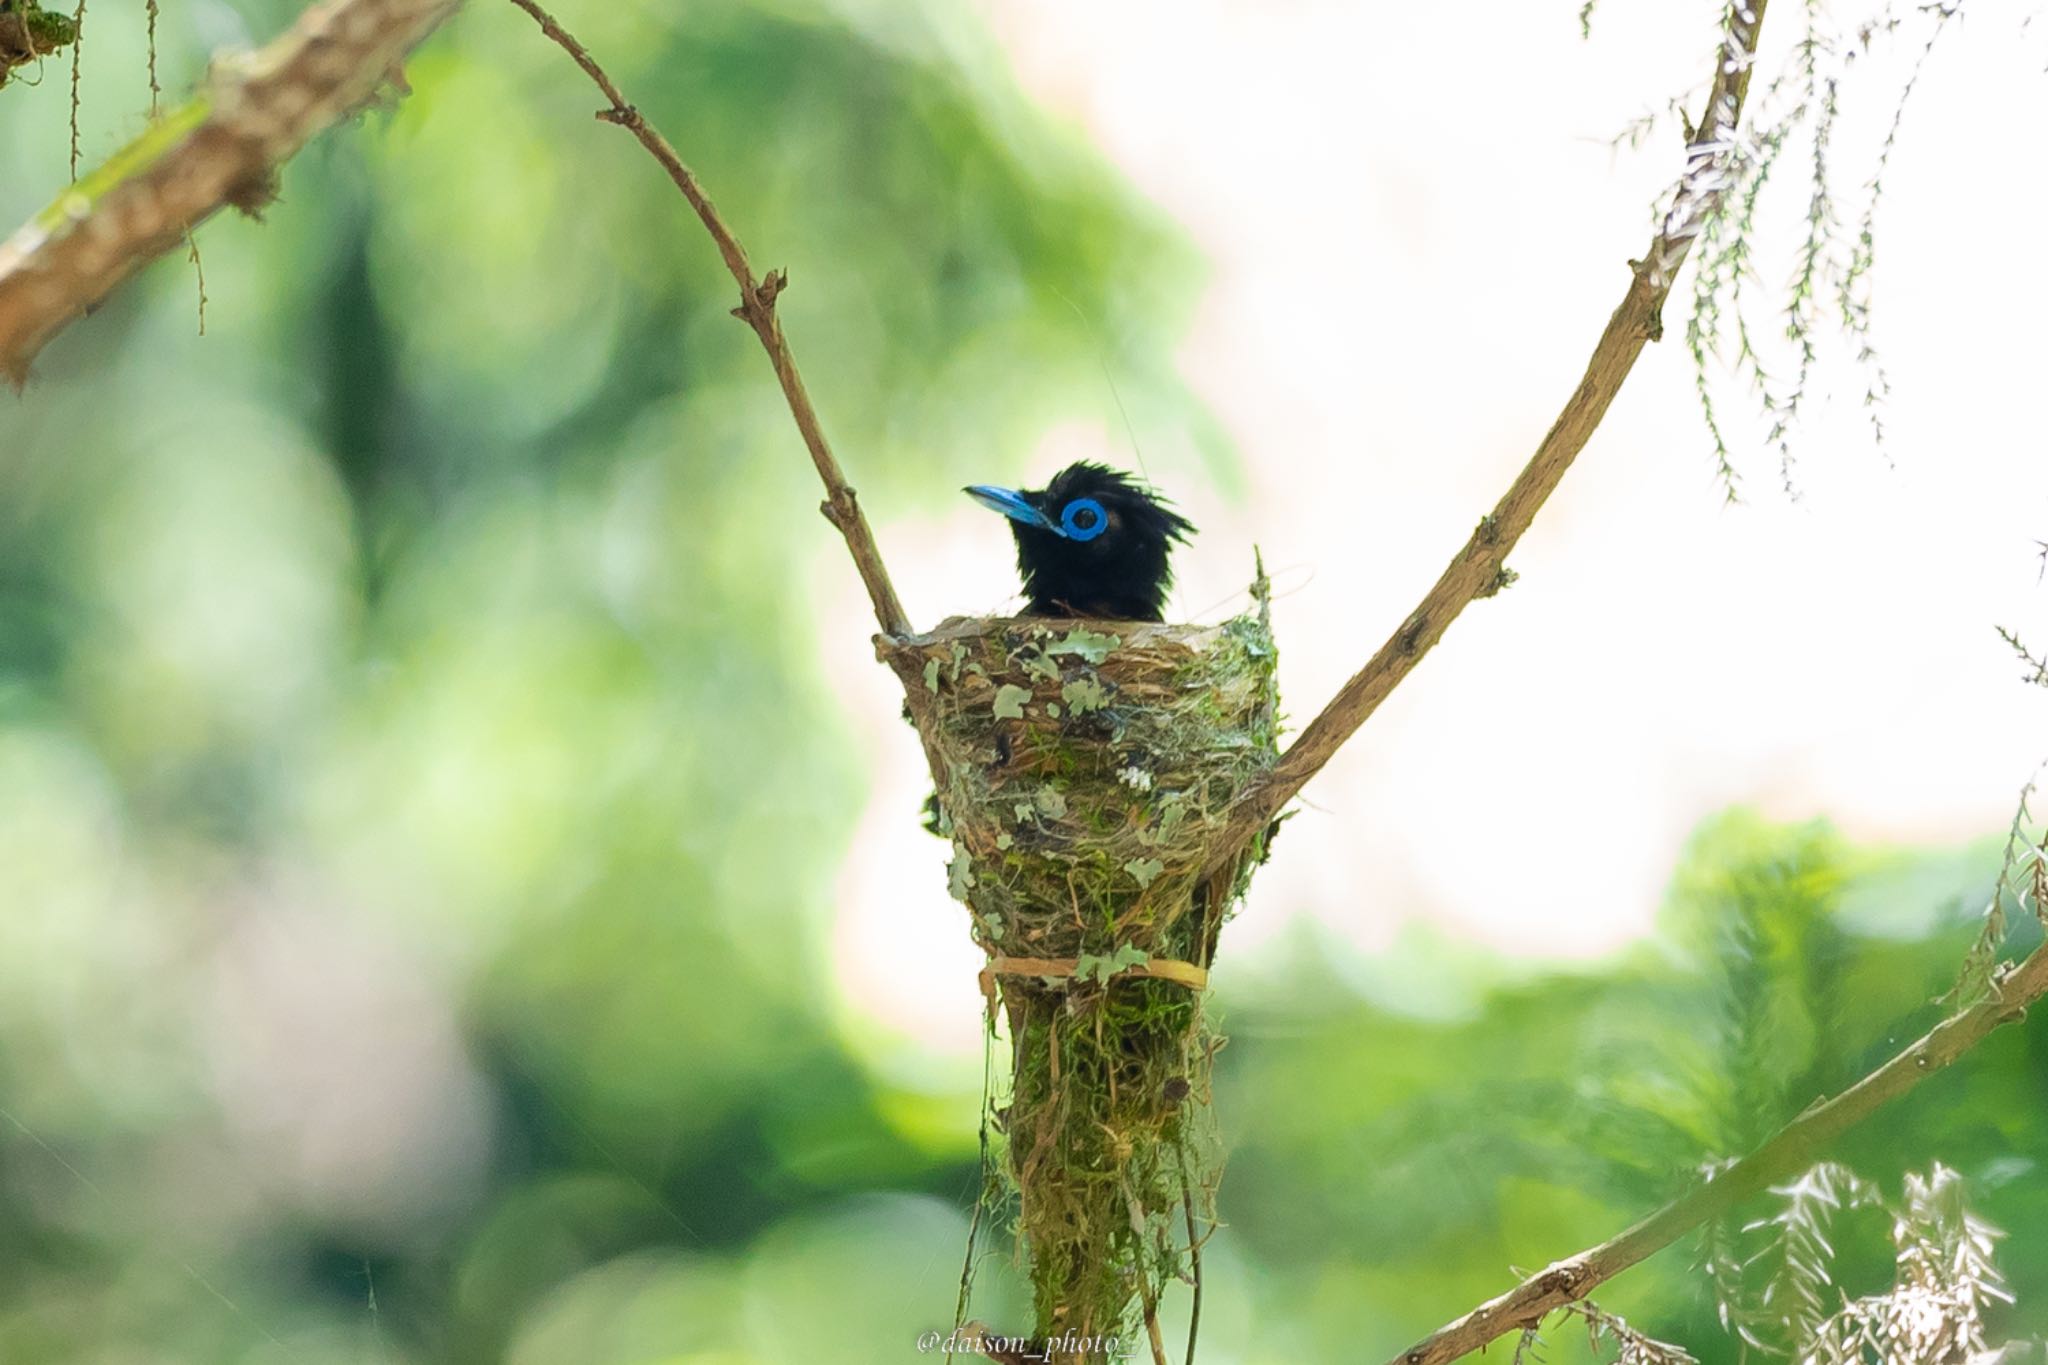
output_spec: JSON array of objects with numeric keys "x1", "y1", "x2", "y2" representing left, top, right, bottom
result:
[{"x1": 965, "y1": 462, "x2": 1194, "y2": 621}]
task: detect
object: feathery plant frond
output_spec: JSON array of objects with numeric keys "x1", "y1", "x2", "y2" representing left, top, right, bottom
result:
[
  {"x1": 1678, "y1": 823, "x2": 1869, "y2": 1359},
  {"x1": 1749, "y1": 1162, "x2": 1886, "y2": 1356},
  {"x1": 1799, "y1": 1164, "x2": 2010, "y2": 1364},
  {"x1": 1764, "y1": 4, "x2": 1844, "y2": 495},
  {"x1": 1687, "y1": 820, "x2": 1849, "y2": 1154},
  {"x1": 1837, "y1": 1, "x2": 1964, "y2": 457},
  {"x1": 1950, "y1": 761, "x2": 2047, "y2": 1005},
  {"x1": 1673, "y1": 0, "x2": 1973, "y2": 495},
  {"x1": 1995, "y1": 627, "x2": 2048, "y2": 690},
  {"x1": 1706, "y1": 1163, "x2": 2011, "y2": 1363},
  {"x1": 1699, "y1": 1163, "x2": 1759, "y2": 1353},
  {"x1": 1610, "y1": 93, "x2": 1706, "y2": 157},
  {"x1": 1715, "y1": 869, "x2": 1783, "y2": 1149},
  {"x1": 1564, "y1": 1299, "x2": 1701, "y2": 1365}
]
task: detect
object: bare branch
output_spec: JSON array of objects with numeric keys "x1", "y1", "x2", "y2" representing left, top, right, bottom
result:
[
  {"x1": 0, "y1": 0, "x2": 460, "y2": 382},
  {"x1": 1382, "y1": 936, "x2": 2048, "y2": 1365},
  {"x1": 506, "y1": 0, "x2": 913, "y2": 639},
  {"x1": 1200, "y1": 1, "x2": 1773, "y2": 879}
]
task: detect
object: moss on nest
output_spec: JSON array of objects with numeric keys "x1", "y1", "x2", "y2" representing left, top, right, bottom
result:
[
  {"x1": 0, "y1": 0, "x2": 79, "y2": 88},
  {"x1": 877, "y1": 576, "x2": 1280, "y2": 1357}
]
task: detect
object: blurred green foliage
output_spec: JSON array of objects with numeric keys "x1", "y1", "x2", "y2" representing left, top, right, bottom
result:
[
  {"x1": 1218, "y1": 813, "x2": 2047, "y2": 1360},
  {"x1": 2, "y1": 2, "x2": 2046, "y2": 1363}
]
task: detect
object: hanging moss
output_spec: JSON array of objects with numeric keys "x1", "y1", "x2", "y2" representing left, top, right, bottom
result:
[{"x1": 877, "y1": 573, "x2": 1280, "y2": 1359}]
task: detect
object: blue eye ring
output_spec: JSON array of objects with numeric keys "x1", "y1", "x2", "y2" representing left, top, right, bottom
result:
[{"x1": 1060, "y1": 498, "x2": 1107, "y2": 542}]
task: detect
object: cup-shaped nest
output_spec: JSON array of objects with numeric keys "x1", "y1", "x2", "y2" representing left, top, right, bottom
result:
[
  {"x1": 879, "y1": 610, "x2": 1280, "y2": 970},
  {"x1": 877, "y1": 603, "x2": 1280, "y2": 1351}
]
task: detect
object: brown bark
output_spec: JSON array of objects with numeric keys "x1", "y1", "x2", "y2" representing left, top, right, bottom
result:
[{"x1": 0, "y1": 0, "x2": 461, "y2": 382}]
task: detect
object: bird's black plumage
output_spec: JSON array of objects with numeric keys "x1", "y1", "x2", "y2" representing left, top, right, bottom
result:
[{"x1": 965, "y1": 462, "x2": 1194, "y2": 621}]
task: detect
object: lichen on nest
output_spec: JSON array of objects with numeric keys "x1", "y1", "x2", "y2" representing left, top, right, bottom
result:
[{"x1": 876, "y1": 572, "x2": 1281, "y2": 1355}]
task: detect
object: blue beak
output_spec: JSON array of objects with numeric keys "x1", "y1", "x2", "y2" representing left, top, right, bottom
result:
[{"x1": 965, "y1": 484, "x2": 1066, "y2": 536}]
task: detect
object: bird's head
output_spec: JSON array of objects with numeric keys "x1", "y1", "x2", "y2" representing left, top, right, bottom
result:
[{"x1": 965, "y1": 462, "x2": 1193, "y2": 622}]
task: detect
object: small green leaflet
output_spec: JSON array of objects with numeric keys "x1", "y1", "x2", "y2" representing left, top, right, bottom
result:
[
  {"x1": 1075, "y1": 944, "x2": 1149, "y2": 984},
  {"x1": 1123, "y1": 857, "x2": 1165, "y2": 888},
  {"x1": 1060, "y1": 676, "x2": 1109, "y2": 714},
  {"x1": 1046, "y1": 628, "x2": 1120, "y2": 663},
  {"x1": 947, "y1": 851, "x2": 976, "y2": 901},
  {"x1": 1018, "y1": 649, "x2": 1062, "y2": 683}
]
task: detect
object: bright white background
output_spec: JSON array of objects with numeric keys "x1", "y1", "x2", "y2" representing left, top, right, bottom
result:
[{"x1": 823, "y1": 1, "x2": 2048, "y2": 1056}]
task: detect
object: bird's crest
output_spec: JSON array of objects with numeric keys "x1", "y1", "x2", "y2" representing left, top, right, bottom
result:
[{"x1": 965, "y1": 461, "x2": 1193, "y2": 622}]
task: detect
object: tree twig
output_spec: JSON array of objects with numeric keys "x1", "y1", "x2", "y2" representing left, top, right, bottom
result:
[
  {"x1": 1201, "y1": 0, "x2": 1772, "y2": 879},
  {"x1": 0, "y1": 0, "x2": 459, "y2": 382},
  {"x1": 1382, "y1": 936, "x2": 2048, "y2": 1365},
  {"x1": 505, "y1": 0, "x2": 913, "y2": 638}
]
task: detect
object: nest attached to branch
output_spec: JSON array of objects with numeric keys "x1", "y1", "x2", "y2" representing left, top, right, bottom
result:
[
  {"x1": 0, "y1": 1, "x2": 79, "y2": 87},
  {"x1": 877, "y1": 576, "x2": 1280, "y2": 1354}
]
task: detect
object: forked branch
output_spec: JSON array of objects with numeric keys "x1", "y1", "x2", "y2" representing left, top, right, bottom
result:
[{"x1": 1201, "y1": 1, "x2": 1773, "y2": 879}]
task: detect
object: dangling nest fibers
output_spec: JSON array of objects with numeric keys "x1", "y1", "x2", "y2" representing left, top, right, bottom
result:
[{"x1": 877, "y1": 576, "x2": 1280, "y2": 1355}]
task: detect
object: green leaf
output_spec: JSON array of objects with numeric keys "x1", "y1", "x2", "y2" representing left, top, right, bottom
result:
[
  {"x1": 1155, "y1": 796, "x2": 1188, "y2": 839},
  {"x1": 1019, "y1": 648, "x2": 1062, "y2": 683},
  {"x1": 1123, "y1": 857, "x2": 1165, "y2": 888},
  {"x1": 947, "y1": 850, "x2": 976, "y2": 901},
  {"x1": 1060, "y1": 676, "x2": 1109, "y2": 714},
  {"x1": 1075, "y1": 943, "x2": 1150, "y2": 984},
  {"x1": 1046, "y1": 628, "x2": 1120, "y2": 663}
]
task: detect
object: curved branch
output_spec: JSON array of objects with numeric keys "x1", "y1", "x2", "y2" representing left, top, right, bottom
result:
[
  {"x1": 1201, "y1": 1, "x2": 1771, "y2": 879},
  {"x1": 1384, "y1": 938, "x2": 2048, "y2": 1365},
  {"x1": 506, "y1": 0, "x2": 913, "y2": 638},
  {"x1": 0, "y1": 0, "x2": 460, "y2": 382}
]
